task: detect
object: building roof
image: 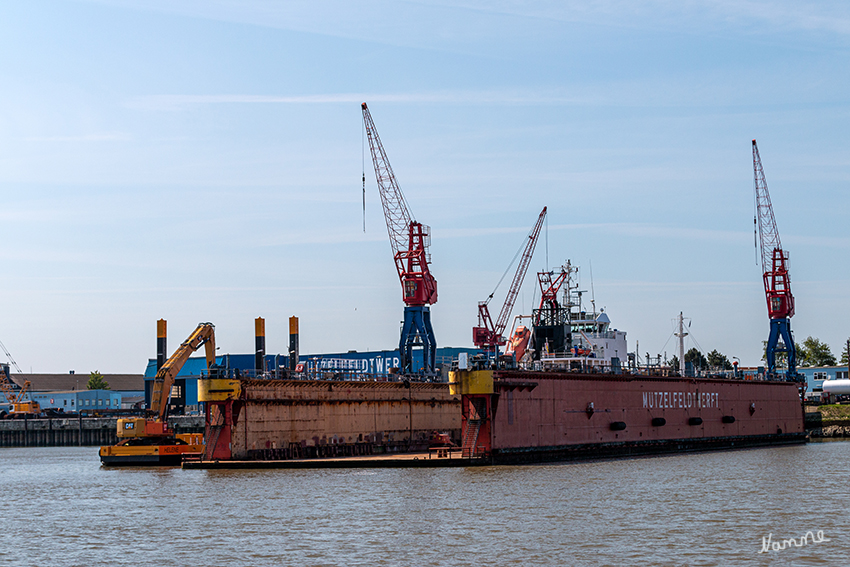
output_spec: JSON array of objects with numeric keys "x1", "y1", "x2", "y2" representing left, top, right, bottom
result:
[{"x1": 10, "y1": 373, "x2": 144, "y2": 392}]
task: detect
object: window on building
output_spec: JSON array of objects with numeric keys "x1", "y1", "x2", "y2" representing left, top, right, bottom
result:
[
  {"x1": 814, "y1": 372, "x2": 828, "y2": 380},
  {"x1": 64, "y1": 400, "x2": 67, "y2": 406},
  {"x1": 85, "y1": 399, "x2": 90, "y2": 406},
  {"x1": 838, "y1": 371, "x2": 848, "y2": 379},
  {"x1": 98, "y1": 399, "x2": 103, "y2": 406},
  {"x1": 171, "y1": 385, "x2": 182, "y2": 398}
]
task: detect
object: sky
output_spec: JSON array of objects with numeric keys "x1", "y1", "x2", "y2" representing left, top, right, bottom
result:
[{"x1": 1, "y1": 0, "x2": 849, "y2": 373}]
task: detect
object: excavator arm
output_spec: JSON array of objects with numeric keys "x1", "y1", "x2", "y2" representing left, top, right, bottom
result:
[{"x1": 149, "y1": 322, "x2": 217, "y2": 422}]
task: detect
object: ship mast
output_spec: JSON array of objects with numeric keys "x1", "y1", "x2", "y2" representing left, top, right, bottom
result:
[{"x1": 674, "y1": 312, "x2": 687, "y2": 376}]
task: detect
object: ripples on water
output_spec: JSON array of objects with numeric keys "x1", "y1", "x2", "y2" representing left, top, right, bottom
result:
[{"x1": 0, "y1": 442, "x2": 845, "y2": 566}]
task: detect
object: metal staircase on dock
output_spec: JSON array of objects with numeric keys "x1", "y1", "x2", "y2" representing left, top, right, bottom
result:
[
  {"x1": 204, "y1": 409, "x2": 225, "y2": 461},
  {"x1": 461, "y1": 419, "x2": 482, "y2": 458}
]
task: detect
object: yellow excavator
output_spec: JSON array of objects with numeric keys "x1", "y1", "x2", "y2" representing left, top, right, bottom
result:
[{"x1": 99, "y1": 322, "x2": 232, "y2": 465}]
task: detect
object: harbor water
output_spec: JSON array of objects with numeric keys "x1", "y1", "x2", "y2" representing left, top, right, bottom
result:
[{"x1": 1, "y1": 442, "x2": 847, "y2": 566}]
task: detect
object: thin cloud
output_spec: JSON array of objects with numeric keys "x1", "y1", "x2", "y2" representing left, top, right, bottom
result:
[
  {"x1": 23, "y1": 132, "x2": 132, "y2": 142},
  {"x1": 82, "y1": 0, "x2": 850, "y2": 44},
  {"x1": 430, "y1": 0, "x2": 850, "y2": 37},
  {"x1": 126, "y1": 90, "x2": 592, "y2": 111}
]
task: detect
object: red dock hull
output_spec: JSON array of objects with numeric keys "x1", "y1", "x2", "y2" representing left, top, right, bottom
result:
[{"x1": 462, "y1": 372, "x2": 805, "y2": 463}]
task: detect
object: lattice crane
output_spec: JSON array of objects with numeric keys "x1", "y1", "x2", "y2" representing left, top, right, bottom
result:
[
  {"x1": 473, "y1": 207, "x2": 547, "y2": 353},
  {"x1": 752, "y1": 139, "x2": 797, "y2": 379},
  {"x1": 534, "y1": 261, "x2": 572, "y2": 328},
  {"x1": 362, "y1": 103, "x2": 438, "y2": 374}
]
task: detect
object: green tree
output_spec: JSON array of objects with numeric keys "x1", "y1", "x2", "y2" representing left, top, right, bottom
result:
[
  {"x1": 840, "y1": 340, "x2": 849, "y2": 366},
  {"x1": 797, "y1": 336, "x2": 836, "y2": 367},
  {"x1": 762, "y1": 340, "x2": 790, "y2": 369},
  {"x1": 669, "y1": 355, "x2": 679, "y2": 370},
  {"x1": 684, "y1": 348, "x2": 707, "y2": 370},
  {"x1": 706, "y1": 349, "x2": 733, "y2": 370},
  {"x1": 87, "y1": 371, "x2": 110, "y2": 390}
]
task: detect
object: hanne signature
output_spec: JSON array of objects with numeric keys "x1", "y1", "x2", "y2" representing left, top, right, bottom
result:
[{"x1": 759, "y1": 531, "x2": 830, "y2": 553}]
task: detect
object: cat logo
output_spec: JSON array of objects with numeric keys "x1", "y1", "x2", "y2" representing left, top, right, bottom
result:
[{"x1": 124, "y1": 422, "x2": 135, "y2": 430}]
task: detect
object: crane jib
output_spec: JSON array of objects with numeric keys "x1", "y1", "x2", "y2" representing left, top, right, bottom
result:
[{"x1": 474, "y1": 207, "x2": 547, "y2": 350}]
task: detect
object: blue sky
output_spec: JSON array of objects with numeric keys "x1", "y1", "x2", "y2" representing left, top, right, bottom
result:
[{"x1": 1, "y1": 0, "x2": 849, "y2": 373}]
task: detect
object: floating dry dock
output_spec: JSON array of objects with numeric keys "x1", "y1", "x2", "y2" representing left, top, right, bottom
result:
[{"x1": 188, "y1": 366, "x2": 805, "y2": 469}]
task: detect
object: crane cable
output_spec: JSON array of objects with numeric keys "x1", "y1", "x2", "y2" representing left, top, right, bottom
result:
[
  {"x1": 362, "y1": 118, "x2": 366, "y2": 232},
  {"x1": 0, "y1": 339, "x2": 23, "y2": 374},
  {"x1": 486, "y1": 220, "x2": 536, "y2": 305}
]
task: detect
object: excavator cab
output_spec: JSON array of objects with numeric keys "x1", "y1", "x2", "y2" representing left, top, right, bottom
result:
[{"x1": 117, "y1": 417, "x2": 169, "y2": 438}]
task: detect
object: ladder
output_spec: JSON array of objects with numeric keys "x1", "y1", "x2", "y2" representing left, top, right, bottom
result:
[{"x1": 461, "y1": 419, "x2": 482, "y2": 458}]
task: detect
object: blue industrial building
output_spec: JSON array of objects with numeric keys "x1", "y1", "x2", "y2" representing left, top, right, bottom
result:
[
  {"x1": 144, "y1": 347, "x2": 481, "y2": 414},
  {"x1": 28, "y1": 389, "x2": 122, "y2": 413},
  {"x1": 798, "y1": 366, "x2": 849, "y2": 398},
  {"x1": 1, "y1": 372, "x2": 145, "y2": 415}
]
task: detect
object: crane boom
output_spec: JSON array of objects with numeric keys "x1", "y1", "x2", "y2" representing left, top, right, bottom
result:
[
  {"x1": 0, "y1": 339, "x2": 23, "y2": 374},
  {"x1": 752, "y1": 139, "x2": 797, "y2": 380},
  {"x1": 753, "y1": 141, "x2": 782, "y2": 273},
  {"x1": 474, "y1": 207, "x2": 547, "y2": 351},
  {"x1": 361, "y1": 104, "x2": 413, "y2": 260}
]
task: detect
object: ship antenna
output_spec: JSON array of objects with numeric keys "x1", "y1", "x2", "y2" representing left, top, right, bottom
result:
[{"x1": 589, "y1": 259, "x2": 596, "y2": 316}]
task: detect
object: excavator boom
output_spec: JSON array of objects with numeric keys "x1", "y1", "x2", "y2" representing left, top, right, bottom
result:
[{"x1": 149, "y1": 322, "x2": 216, "y2": 422}]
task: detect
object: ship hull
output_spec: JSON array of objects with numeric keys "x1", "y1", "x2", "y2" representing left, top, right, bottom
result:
[{"x1": 489, "y1": 432, "x2": 806, "y2": 464}]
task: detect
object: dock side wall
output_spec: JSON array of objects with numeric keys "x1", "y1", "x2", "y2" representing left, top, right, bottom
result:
[
  {"x1": 491, "y1": 373, "x2": 804, "y2": 452},
  {"x1": 232, "y1": 380, "x2": 461, "y2": 459}
]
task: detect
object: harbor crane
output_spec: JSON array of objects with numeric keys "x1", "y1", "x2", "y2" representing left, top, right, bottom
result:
[
  {"x1": 362, "y1": 103, "x2": 438, "y2": 375},
  {"x1": 473, "y1": 207, "x2": 547, "y2": 355},
  {"x1": 752, "y1": 139, "x2": 798, "y2": 380}
]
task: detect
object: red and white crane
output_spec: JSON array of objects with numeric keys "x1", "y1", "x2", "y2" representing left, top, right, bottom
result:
[
  {"x1": 473, "y1": 207, "x2": 547, "y2": 354},
  {"x1": 362, "y1": 103, "x2": 438, "y2": 374},
  {"x1": 752, "y1": 139, "x2": 798, "y2": 379}
]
